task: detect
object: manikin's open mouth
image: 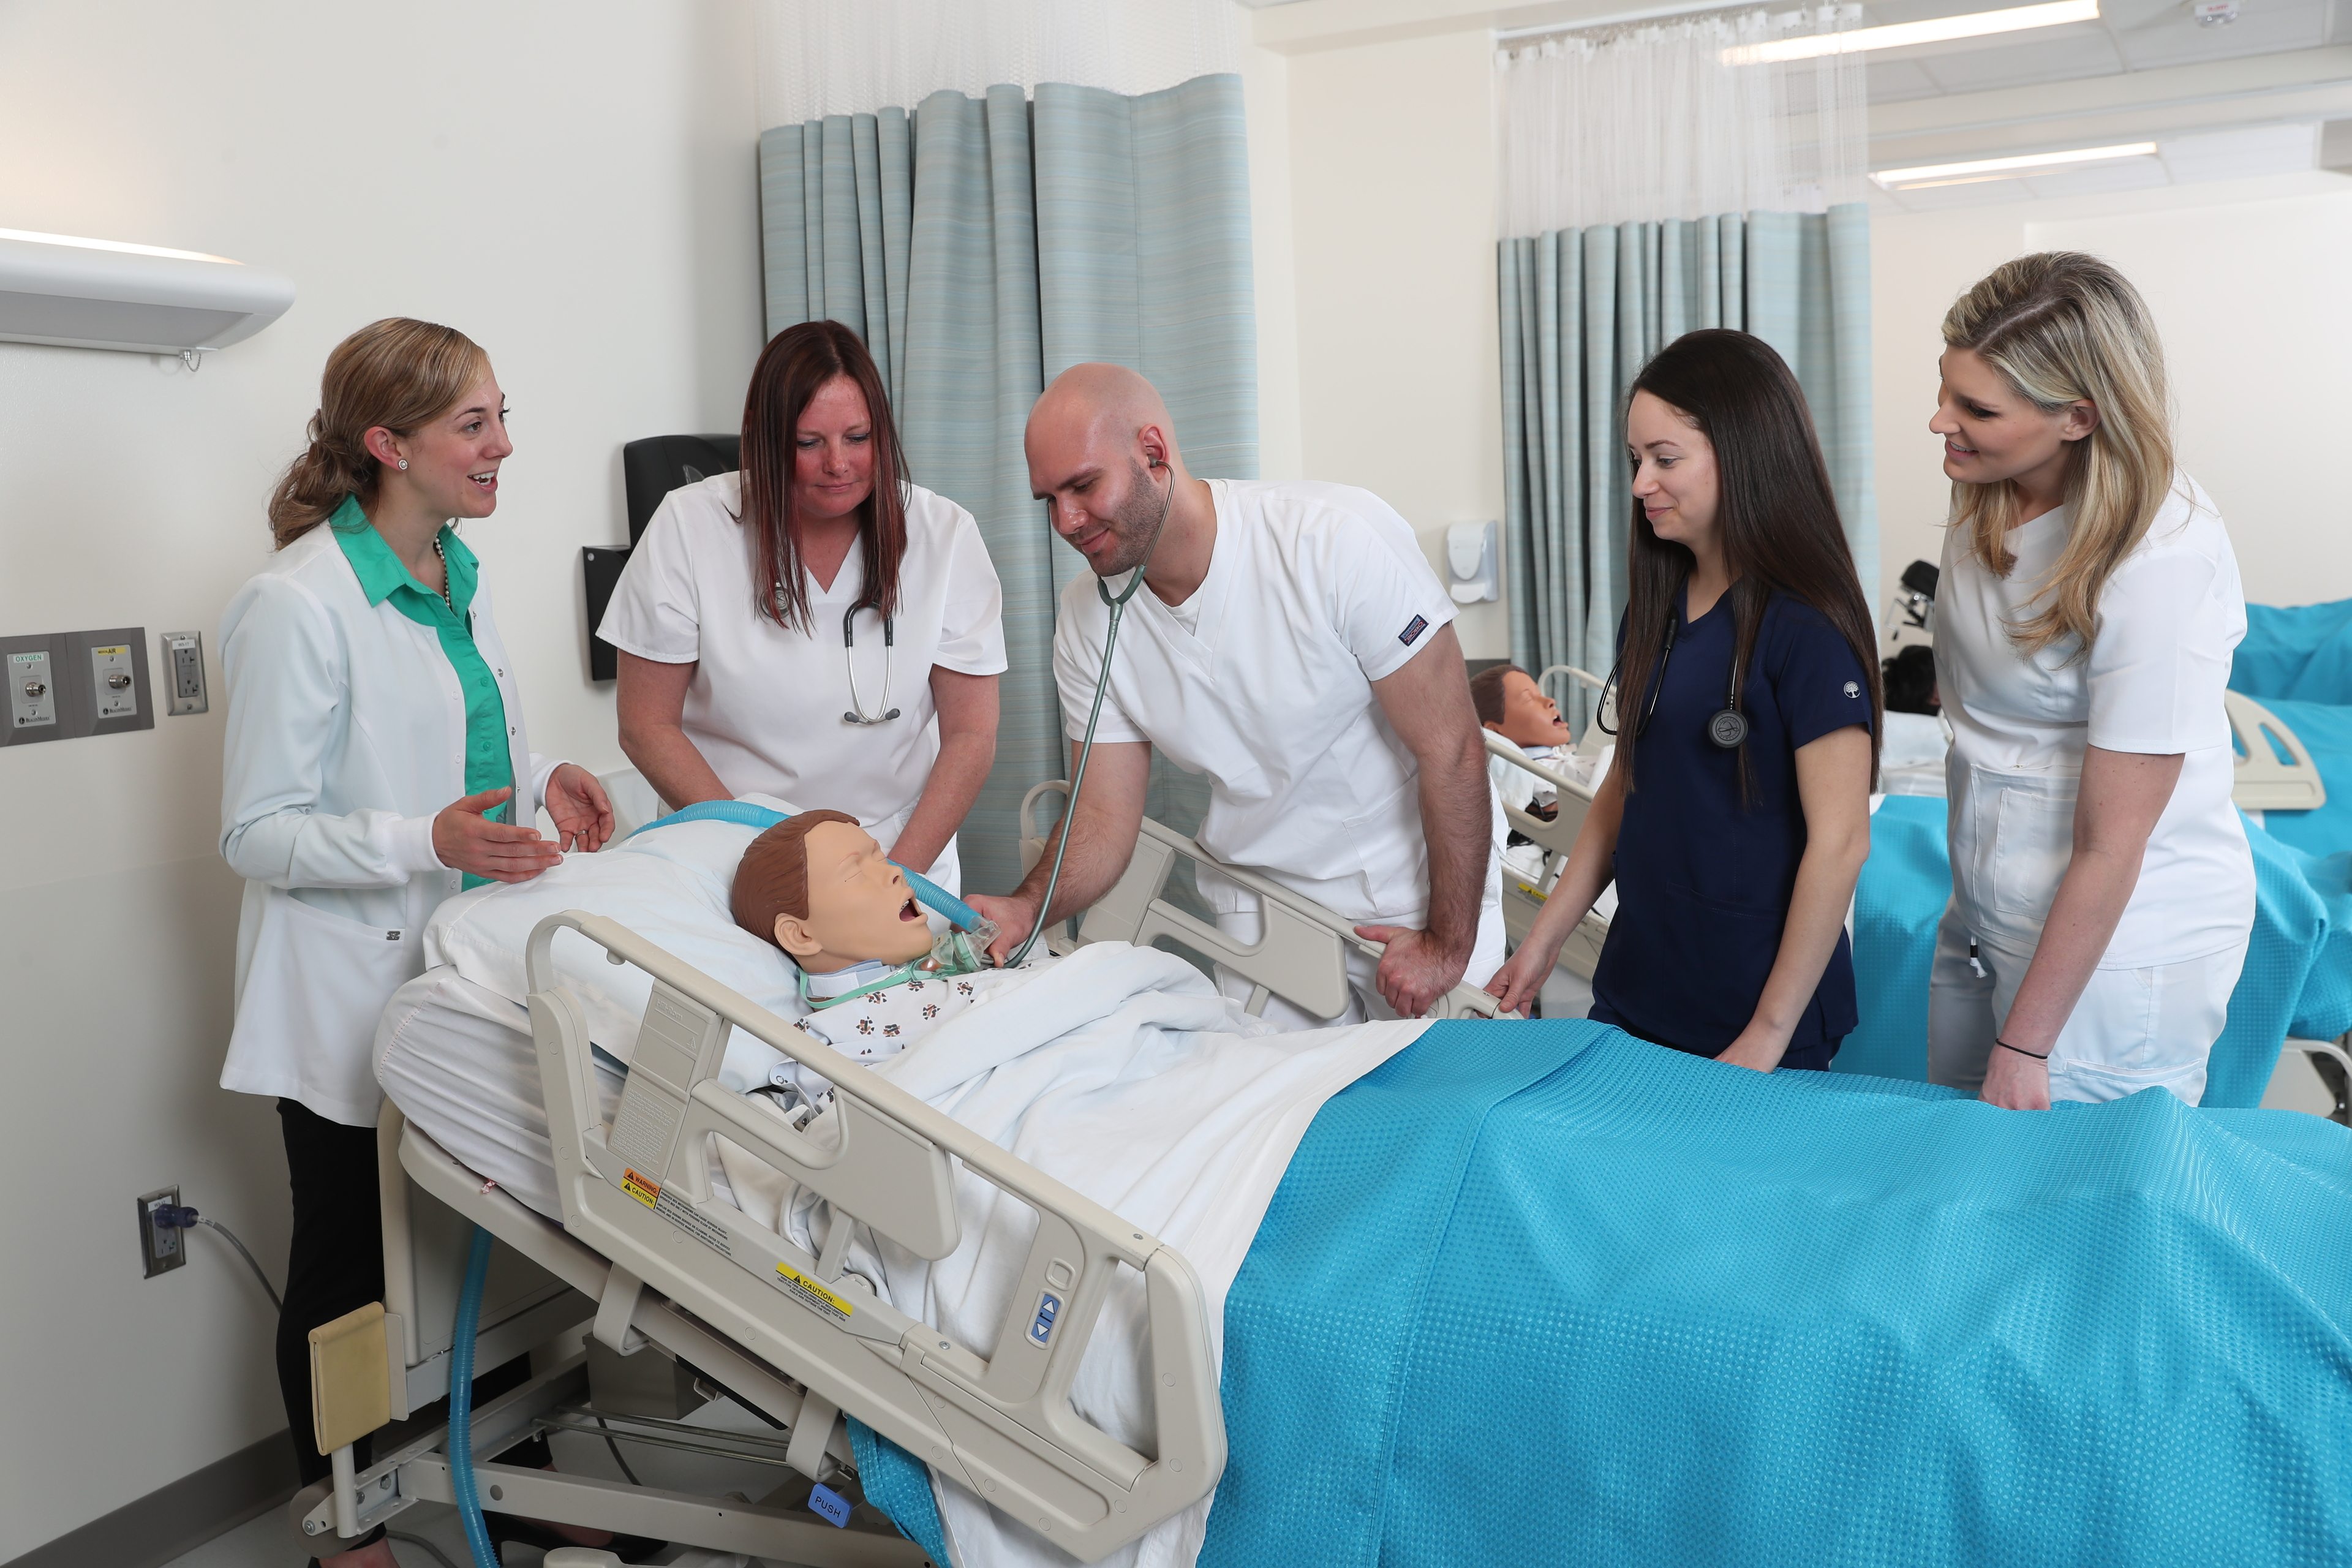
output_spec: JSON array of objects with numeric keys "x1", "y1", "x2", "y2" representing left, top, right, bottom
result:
[{"x1": 899, "y1": 897, "x2": 921, "y2": 922}]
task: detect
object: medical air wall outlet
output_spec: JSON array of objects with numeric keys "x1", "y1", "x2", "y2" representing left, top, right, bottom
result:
[{"x1": 1447, "y1": 520, "x2": 1499, "y2": 604}]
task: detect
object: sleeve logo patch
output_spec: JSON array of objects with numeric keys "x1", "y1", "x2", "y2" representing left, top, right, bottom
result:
[
  {"x1": 1399, "y1": 615, "x2": 1430, "y2": 647},
  {"x1": 1843, "y1": 680, "x2": 1861, "y2": 698}
]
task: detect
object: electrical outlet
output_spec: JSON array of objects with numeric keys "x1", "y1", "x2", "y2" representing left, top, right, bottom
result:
[
  {"x1": 138, "y1": 1186, "x2": 185, "y2": 1278},
  {"x1": 160, "y1": 630, "x2": 208, "y2": 715}
]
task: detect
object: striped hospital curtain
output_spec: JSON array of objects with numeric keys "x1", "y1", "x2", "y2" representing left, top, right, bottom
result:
[{"x1": 758, "y1": 74, "x2": 1256, "y2": 893}]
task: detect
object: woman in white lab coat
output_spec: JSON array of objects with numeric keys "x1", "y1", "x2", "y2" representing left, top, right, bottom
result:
[
  {"x1": 1926, "y1": 254, "x2": 2253, "y2": 1110},
  {"x1": 218, "y1": 318, "x2": 611, "y2": 1567},
  {"x1": 600, "y1": 319, "x2": 1005, "y2": 892}
]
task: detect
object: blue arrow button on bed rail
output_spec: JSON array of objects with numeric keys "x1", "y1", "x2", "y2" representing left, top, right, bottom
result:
[{"x1": 1030, "y1": 1291, "x2": 1061, "y2": 1347}]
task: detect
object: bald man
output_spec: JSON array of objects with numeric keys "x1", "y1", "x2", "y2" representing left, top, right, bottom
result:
[{"x1": 967, "y1": 364, "x2": 1503, "y2": 1021}]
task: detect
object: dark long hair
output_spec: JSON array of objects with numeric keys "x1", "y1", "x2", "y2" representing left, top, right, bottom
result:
[
  {"x1": 737, "y1": 320, "x2": 908, "y2": 631},
  {"x1": 1611, "y1": 330, "x2": 1882, "y2": 795}
]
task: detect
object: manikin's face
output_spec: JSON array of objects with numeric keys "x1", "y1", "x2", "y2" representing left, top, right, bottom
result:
[
  {"x1": 1487, "y1": 670, "x2": 1571, "y2": 748},
  {"x1": 1929, "y1": 347, "x2": 2096, "y2": 494},
  {"x1": 772, "y1": 821, "x2": 934, "y2": 972},
  {"x1": 794, "y1": 374, "x2": 877, "y2": 524},
  {"x1": 375, "y1": 372, "x2": 511, "y2": 519},
  {"x1": 1626, "y1": 390, "x2": 1719, "y2": 557}
]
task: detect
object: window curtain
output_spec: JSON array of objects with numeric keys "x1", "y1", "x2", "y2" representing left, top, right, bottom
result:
[
  {"x1": 1495, "y1": 10, "x2": 1874, "y2": 725},
  {"x1": 757, "y1": 73, "x2": 1256, "y2": 894}
]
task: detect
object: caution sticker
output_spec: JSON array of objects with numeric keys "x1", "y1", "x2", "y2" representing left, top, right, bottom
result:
[
  {"x1": 776, "y1": 1261, "x2": 854, "y2": 1324},
  {"x1": 620, "y1": 1168, "x2": 661, "y2": 1208}
]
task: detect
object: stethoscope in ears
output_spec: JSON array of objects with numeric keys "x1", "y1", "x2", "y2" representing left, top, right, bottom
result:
[
  {"x1": 1604, "y1": 612, "x2": 1749, "y2": 749},
  {"x1": 1003, "y1": 454, "x2": 1179, "y2": 968},
  {"x1": 841, "y1": 603, "x2": 900, "y2": 726}
]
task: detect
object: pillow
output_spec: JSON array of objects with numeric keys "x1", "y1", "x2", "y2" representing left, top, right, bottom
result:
[{"x1": 423, "y1": 794, "x2": 805, "y2": 1083}]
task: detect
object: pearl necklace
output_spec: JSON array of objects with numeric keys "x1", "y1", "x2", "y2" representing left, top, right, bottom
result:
[{"x1": 432, "y1": 533, "x2": 452, "y2": 608}]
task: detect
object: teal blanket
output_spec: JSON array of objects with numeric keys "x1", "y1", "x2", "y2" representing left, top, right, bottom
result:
[
  {"x1": 1203, "y1": 1020, "x2": 2352, "y2": 1567},
  {"x1": 857, "y1": 1021, "x2": 2352, "y2": 1566},
  {"x1": 2231, "y1": 597, "x2": 2352, "y2": 705}
]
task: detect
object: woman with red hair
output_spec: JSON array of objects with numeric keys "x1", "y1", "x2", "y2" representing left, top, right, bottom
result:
[{"x1": 603, "y1": 321, "x2": 1005, "y2": 891}]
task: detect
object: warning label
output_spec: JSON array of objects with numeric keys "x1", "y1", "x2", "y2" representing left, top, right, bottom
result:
[
  {"x1": 776, "y1": 1261, "x2": 855, "y2": 1324},
  {"x1": 620, "y1": 1168, "x2": 660, "y2": 1208},
  {"x1": 652, "y1": 1187, "x2": 732, "y2": 1258}
]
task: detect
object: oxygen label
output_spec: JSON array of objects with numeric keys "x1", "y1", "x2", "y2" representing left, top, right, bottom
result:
[
  {"x1": 620, "y1": 1167, "x2": 661, "y2": 1208},
  {"x1": 652, "y1": 1187, "x2": 732, "y2": 1257},
  {"x1": 776, "y1": 1261, "x2": 855, "y2": 1324}
]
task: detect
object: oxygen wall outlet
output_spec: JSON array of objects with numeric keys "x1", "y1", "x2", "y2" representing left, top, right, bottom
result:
[{"x1": 138, "y1": 1186, "x2": 185, "y2": 1278}]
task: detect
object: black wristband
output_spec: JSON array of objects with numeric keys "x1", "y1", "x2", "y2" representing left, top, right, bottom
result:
[{"x1": 1994, "y1": 1037, "x2": 2049, "y2": 1061}]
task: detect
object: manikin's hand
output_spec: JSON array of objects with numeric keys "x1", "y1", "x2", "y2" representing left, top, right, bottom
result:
[
  {"x1": 964, "y1": 892, "x2": 1036, "y2": 966},
  {"x1": 543, "y1": 763, "x2": 615, "y2": 853},
  {"x1": 432, "y1": 787, "x2": 562, "y2": 883},
  {"x1": 1355, "y1": 924, "x2": 1470, "y2": 1019},
  {"x1": 1980, "y1": 1041, "x2": 2052, "y2": 1110},
  {"x1": 1714, "y1": 1021, "x2": 1792, "y2": 1073}
]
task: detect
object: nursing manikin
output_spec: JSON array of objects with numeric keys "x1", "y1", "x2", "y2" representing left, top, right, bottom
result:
[
  {"x1": 731, "y1": 810, "x2": 1015, "y2": 1106},
  {"x1": 967, "y1": 363, "x2": 1506, "y2": 1025},
  {"x1": 1926, "y1": 253, "x2": 2253, "y2": 1109},
  {"x1": 1474, "y1": 662, "x2": 1578, "y2": 818}
]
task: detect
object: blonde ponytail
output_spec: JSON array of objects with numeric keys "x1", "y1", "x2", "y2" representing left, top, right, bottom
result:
[
  {"x1": 266, "y1": 318, "x2": 492, "y2": 549},
  {"x1": 1940, "y1": 252, "x2": 2176, "y2": 657}
]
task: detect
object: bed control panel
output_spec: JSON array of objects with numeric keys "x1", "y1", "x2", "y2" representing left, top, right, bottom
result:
[{"x1": 606, "y1": 982, "x2": 728, "y2": 1185}]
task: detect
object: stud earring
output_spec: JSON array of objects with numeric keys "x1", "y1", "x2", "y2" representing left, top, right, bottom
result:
[{"x1": 396, "y1": 459, "x2": 409, "y2": 470}]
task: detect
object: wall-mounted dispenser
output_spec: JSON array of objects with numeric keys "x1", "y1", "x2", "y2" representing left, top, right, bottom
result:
[
  {"x1": 1446, "y1": 520, "x2": 1499, "y2": 604},
  {"x1": 0, "y1": 228, "x2": 294, "y2": 360}
]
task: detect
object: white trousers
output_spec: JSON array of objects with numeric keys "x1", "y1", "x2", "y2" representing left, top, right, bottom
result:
[
  {"x1": 1926, "y1": 903, "x2": 2245, "y2": 1107},
  {"x1": 1212, "y1": 898, "x2": 1507, "y2": 1029}
]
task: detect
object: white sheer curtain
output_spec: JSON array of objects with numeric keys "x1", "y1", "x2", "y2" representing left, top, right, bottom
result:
[
  {"x1": 1498, "y1": 5, "x2": 1869, "y2": 236},
  {"x1": 755, "y1": 0, "x2": 1242, "y2": 125}
]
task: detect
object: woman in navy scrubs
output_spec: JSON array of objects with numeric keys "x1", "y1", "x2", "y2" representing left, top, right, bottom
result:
[{"x1": 1489, "y1": 331, "x2": 1880, "y2": 1071}]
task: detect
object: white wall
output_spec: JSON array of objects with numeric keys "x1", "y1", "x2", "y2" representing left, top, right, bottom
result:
[
  {"x1": 1280, "y1": 29, "x2": 1512, "y2": 655},
  {"x1": 1872, "y1": 170, "x2": 2352, "y2": 611},
  {"x1": 0, "y1": 1, "x2": 763, "y2": 1554}
]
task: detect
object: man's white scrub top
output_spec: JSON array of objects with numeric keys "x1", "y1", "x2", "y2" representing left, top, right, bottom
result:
[
  {"x1": 600, "y1": 474, "x2": 1006, "y2": 848},
  {"x1": 1051, "y1": 478, "x2": 1504, "y2": 932},
  {"x1": 1936, "y1": 470, "x2": 2253, "y2": 965}
]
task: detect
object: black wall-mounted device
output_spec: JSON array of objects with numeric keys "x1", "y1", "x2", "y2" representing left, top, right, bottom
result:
[{"x1": 586, "y1": 434, "x2": 744, "y2": 682}]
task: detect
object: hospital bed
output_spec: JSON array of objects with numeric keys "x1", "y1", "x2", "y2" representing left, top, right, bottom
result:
[{"x1": 293, "y1": 789, "x2": 1496, "y2": 1563}]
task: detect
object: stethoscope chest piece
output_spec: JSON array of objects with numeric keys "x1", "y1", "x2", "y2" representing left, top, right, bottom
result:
[{"x1": 1706, "y1": 706, "x2": 1749, "y2": 749}]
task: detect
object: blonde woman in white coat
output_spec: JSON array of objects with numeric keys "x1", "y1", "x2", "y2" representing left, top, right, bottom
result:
[
  {"x1": 219, "y1": 318, "x2": 611, "y2": 1567},
  {"x1": 1927, "y1": 254, "x2": 2253, "y2": 1112}
]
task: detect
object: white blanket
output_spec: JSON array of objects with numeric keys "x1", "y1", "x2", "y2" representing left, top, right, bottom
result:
[
  {"x1": 723, "y1": 941, "x2": 1428, "y2": 1568},
  {"x1": 423, "y1": 795, "x2": 809, "y2": 1090}
]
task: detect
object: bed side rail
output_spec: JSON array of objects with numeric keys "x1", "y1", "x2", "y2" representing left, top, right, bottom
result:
[
  {"x1": 1019, "y1": 782, "x2": 1504, "y2": 1022},
  {"x1": 1482, "y1": 731, "x2": 1597, "y2": 858},
  {"x1": 2225, "y1": 689, "x2": 2328, "y2": 812},
  {"x1": 526, "y1": 911, "x2": 1221, "y2": 1562}
]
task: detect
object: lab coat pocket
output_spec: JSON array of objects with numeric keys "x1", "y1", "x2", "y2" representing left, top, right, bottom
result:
[
  {"x1": 1986, "y1": 780, "x2": 2078, "y2": 927},
  {"x1": 229, "y1": 886, "x2": 424, "y2": 1116}
]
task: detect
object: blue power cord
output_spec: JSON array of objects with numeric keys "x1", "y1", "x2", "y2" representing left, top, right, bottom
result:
[{"x1": 447, "y1": 1226, "x2": 497, "y2": 1568}]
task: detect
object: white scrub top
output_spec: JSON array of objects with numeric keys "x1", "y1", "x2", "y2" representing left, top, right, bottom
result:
[
  {"x1": 1051, "y1": 478, "x2": 1504, "y2": 930},
  {"x1": 598, "y1": 475, "x2": 1006, "y2": 859},
  {"x1": 1935, "y1": 472, "x2": 2253, "y2": 967},
  {"x1": 218, "y1": 522, "x2": 560, "y2": 1127}
]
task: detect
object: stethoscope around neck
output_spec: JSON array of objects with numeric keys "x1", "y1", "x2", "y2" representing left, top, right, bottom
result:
[
  {"x1": 840, "y1": 602, "x2": 900, "y2": 725},
  {"x1": 1605, "y1": 611, "x2": 1750, "y2": 750}
]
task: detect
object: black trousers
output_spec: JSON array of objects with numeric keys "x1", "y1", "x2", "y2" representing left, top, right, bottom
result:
[{"x1": 276, "y1": 1098, "x2": 386, "y2": 1488}]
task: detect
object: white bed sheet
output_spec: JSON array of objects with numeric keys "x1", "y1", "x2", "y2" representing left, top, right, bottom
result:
[{"x1": 377, "y1": 967, "x2": 622, "y2": 1221}]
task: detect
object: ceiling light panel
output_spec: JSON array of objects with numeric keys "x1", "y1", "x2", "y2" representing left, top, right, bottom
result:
[
  {"x1": 1724, "y1": 0, "x2": 2101, "y2": 63},
  {"x1": 1872, "y1": 140, "x2": 2159, "y2": 184}
]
